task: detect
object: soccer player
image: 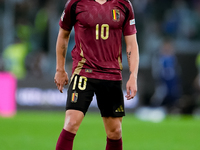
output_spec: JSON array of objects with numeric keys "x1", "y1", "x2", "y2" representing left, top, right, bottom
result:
[{"x1": 54, "y1": 0, "x2": 139, "y2": 149}]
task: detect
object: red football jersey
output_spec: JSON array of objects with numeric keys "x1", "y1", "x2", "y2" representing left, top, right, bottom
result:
[{"x1": 59, "y1": 0, "x2": 137, "y2": 80}]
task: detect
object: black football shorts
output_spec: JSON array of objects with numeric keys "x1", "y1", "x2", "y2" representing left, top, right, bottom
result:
[{"x1": 66, "y1": 74, "x2": 125, "y2": 117}]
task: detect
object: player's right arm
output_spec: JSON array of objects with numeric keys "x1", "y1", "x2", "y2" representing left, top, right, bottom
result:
[{"x1": 54, "y1": 27, "x2": 71, "y2": 93}]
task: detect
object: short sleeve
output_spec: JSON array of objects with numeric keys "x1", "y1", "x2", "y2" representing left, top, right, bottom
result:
[
  {"x1": 123, "y1": 1, "x2": 137, "y2": 36},
  {"x1": 59, "y1": 0, "x2": 75, "y2": 31}
]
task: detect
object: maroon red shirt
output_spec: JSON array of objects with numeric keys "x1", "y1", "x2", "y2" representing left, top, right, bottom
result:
[{"x1": 59, "y1": 0, "x2": 137, "y2": 80}]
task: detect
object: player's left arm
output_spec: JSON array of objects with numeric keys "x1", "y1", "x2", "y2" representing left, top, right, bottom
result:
[{"x1": 124, "y1": 34, "x2": 139, "y2": 100}]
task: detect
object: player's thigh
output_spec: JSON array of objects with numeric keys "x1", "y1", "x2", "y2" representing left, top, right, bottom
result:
[
  {"x1": 102, "y1": 117, "x2": 123, "y2": 139},
  {"x1": 64, "y1": 109, "x2": 85, "y2": 134}
]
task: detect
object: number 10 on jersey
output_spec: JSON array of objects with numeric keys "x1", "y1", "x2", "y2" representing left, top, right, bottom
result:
[{"x1": 96, "y1": 24, "x2": 109, "y2": 40}]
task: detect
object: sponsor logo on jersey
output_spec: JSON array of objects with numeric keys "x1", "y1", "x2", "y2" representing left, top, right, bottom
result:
[
  {"x1": 112, "y1": 9, "x2": 120, "y2": 21},
  {"x1": 130, "y1": 19, "x2": 135, "y2": 25},
  {"x1": 61, "y1": 11, "x2": 65, "y2": 21},
  {"x1": 71, "y1": 91, "x2": 78, "y2": 103}
]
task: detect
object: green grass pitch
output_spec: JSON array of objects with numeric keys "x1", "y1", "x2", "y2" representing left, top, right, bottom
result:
[{"x1": 0, "y1": 111, "x2": 200, "y2": 150}]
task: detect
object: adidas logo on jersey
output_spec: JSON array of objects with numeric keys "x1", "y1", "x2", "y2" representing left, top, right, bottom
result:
[
  {"x1": 85, "y1": 69, "x2": 92, "y2": 73},
  {"x1": 115, "y1": 105, "x2": 124, "y2": 112}
]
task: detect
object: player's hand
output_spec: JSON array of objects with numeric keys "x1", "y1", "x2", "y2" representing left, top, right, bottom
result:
[
  {"x1": 125, "y1": 74, "x2": 137, "y2": 100},
  {"x1": 54, "y1": 71, "x2": 69, "y2": 93}
]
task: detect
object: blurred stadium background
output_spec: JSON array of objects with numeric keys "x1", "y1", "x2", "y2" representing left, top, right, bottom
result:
[{"x1": 0, "y1": 0, "x2": 200, "y2": 149}]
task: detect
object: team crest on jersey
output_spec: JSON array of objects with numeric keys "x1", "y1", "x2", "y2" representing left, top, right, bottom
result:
[
  {"x1": 112, "y1": 9, "x2": 120, "y2": 21},
  {"x1": 71, "y1": 91, "x2": 78, "y2": 103}
]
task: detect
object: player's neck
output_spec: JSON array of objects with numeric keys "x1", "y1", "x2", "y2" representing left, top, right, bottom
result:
[{"x1": 95, "y1": 0, "x2": 107, "y2": 5}]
